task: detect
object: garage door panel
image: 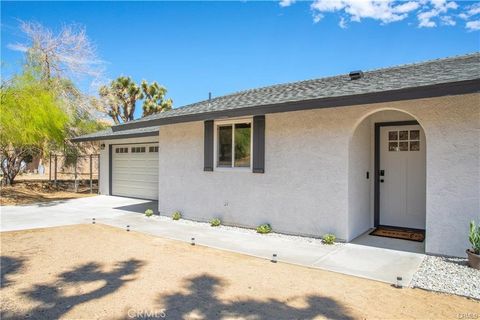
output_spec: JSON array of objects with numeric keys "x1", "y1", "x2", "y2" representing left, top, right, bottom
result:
[
  {"x1": 113, "y1": 177, "x2": 158, "y2": 184},
  {"x1": 112, "y1": 143, "x2": 159, "y2": 200},
  {"x1": 113, "y1": 168, "x2": 159, "y2": 175}
]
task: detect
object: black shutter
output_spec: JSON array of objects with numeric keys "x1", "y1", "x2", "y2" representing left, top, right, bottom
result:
[
  {"x1": 204, "y1": 120, "x2": 214, "y2": 171},
  {"x1": 252, "y1": 115, "x2": 265, "y2": 173}
]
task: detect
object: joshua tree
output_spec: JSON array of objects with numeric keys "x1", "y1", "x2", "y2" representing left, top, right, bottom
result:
[
  {"x1": 141, "y1": 80, "x2": 172, "y2": 117},
  {"x1": 97, "y1": 76, "x2": 142, "y2": 124}
]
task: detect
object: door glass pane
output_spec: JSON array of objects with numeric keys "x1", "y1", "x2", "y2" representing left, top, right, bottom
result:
[
  {"x1": 410, "y1": 130, "x2": 420, "y2": 140},
  {"x1": 399, "y1": 141, "x2": 408, "y2": 151},
  {"x1": 234, "y1": 123, "x2": 251, "y2": 167},
  {"x1": 388, "y1": 131, "x2": 398, "y2": 141},
  {"x1": 410, "y1": 141, "x2": 420, "y2": 151},
  {"x1": 399, "y1": 130, "x2": 409, "y2": 140},
  {"x1": 217, "y1": 125, "x2": 232, "y2": 167},
  {"x1": 389, "y1": 142, "x2": 398, "y2": 152}
]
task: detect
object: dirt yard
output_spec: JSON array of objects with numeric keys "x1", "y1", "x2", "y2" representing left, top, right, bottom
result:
[
  {"x1": 0, "y1": 181, "x2": 95, "y2": 206},
  {"x1": 1, "y1": 225, "x2": 478, "y2": 320}
]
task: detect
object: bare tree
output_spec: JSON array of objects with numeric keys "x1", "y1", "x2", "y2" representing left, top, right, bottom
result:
[{"x1": 9, "y1": 21, "x2": 104, "y2": 81}]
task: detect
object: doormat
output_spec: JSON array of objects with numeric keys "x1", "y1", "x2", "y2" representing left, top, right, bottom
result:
[{"x1": 370, "y1": 227, "x2": 425, "y2": 242}]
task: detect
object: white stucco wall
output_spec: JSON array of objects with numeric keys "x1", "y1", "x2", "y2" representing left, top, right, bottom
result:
[
  {"x1": 98, "y1": 136, "x2": 159, "y2": 196},
  {"x1": 96, "y1": 93, "x2": 478, "y2": 257},
  {"x1": 158, "y1": 112, "x2": 351, "y2": 239},
  {"x1": 347, "y1": 116, "x2": 371, "y2": 241},
  {"x1": 155, "y1": 93, "x2": 479, "y2": 256}
]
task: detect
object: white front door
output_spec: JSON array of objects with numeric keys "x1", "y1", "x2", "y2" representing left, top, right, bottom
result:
[
  {"x1": 379, "y1": 125, "x2": 426, "y2": 229},
  {"x1": 112, "y1": 143, "x2": 159, "y2": 200}
]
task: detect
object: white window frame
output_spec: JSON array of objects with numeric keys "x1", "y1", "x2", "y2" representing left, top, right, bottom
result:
[{"x1": 213, "y1": 117, "x2": 253, "y2": 172}]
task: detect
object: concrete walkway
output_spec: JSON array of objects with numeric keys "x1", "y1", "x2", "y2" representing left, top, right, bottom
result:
[{"x1": 1, "y1": 195, "x2": 424, "y2": 286}]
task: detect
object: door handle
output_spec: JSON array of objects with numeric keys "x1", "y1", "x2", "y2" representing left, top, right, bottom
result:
[{"x1": 380, "y1": 179, "x2": 384, "y2": 183}]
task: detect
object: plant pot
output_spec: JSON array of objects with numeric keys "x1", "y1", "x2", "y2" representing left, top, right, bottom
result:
[{"x1": 466, "y1": 249, "x2": 480, "y2": 270}]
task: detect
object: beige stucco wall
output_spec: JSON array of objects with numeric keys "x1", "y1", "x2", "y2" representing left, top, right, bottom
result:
[{"x1": 155, "y1": 93, "x2": 479, "y2": 257}]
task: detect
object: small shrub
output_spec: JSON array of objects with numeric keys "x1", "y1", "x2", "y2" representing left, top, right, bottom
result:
[
  {"x1": 210, "y1": 218, "x2": 221, "y2": 227},
  {"x1": 469, "y1": 220, "x2": 480, "y2": 254},
  {"x1": 322, "y1": 233, "x2": 336, "y2": 245},
  {"x1": 144, "y1": 209, "x2": 154, "y2": 217},
  {"x1": 256, "y1": 224, "x2": 272, "y2": 234},
  {"x1": 172, "y1": 211, "x2": 182, "y2": 220}
]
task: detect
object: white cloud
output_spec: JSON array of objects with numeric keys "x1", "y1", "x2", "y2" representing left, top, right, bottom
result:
[
  {"x1": 281, "y1": 0, "x2": 478, "y2": 31},
  {"x1": 279, "y1": 0, "x2": 295, "y2": 8},
  {"x1": 7, "y1": 43, "x2": 29, "y2": 52},
  {"x1": 459, "y1": 2, "x2": 480, "y2": 20},
  {"x1": 313, "y1": 13, "x2": 324, "y2": 24},
  {"x1": 310, "y1": 0, "x2": 416, "y2": 24},
  {"x1": 467, "y1": 4, "x2": 480, "y2": 16},
  {"x1": 441, "y1": 15, "x2": 456, "y2": 26},
  {"x1": 417, "y1": 0, "x2": 458, "y2": 28},
  {"x1": 466, "y1": 19, "x2": 480, "y2": 31},
  {"x1": 394, "y1": 1, "x2": 420, "y2": 14}
]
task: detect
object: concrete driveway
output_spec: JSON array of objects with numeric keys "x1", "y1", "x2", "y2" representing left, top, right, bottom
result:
[{"x1": 0, "y1": 195, "x2": 424, "y2": 286}]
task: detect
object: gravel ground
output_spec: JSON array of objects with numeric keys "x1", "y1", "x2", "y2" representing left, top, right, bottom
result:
[
  {"x1": 411, "y1": 255, "x2": 480, "y2": 300},
  {"x1": 155, "y1": 215, "x2": 343, "y2": 247}
]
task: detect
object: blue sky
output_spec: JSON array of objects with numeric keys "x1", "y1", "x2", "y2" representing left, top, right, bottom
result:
[{"x1": 2, "y1": 1, "x2": 479, "y2": 119}]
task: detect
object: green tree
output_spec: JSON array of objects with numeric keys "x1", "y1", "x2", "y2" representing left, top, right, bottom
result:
[
  {"x1": 0, "y1": 70, "x2": 69, "y2": 185},
  {"x1": 141, "y1": 80, "x2": 172, "y2": 117}
]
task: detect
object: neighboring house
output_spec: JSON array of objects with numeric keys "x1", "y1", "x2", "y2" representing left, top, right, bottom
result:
[{"x1": 73, "y1": 53, "x2": 479, "y2": 258}]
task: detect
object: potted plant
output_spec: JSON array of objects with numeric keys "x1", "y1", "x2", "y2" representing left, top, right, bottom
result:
[{"x1": 467, "y1": 220, "x2": 480, "y2": 270}]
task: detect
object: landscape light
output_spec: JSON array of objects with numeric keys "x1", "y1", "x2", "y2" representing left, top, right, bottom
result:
[
  {"x1": 271, "y1": 253, "x2": 277, "y2": 263},
  {"x1": 396, "y1": 276, "x2": 403, "y2": 288}
]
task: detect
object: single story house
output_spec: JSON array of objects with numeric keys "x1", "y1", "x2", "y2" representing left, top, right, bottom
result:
[{"x1": 73, "y1": 53, "x2": 479, "y2": 258}]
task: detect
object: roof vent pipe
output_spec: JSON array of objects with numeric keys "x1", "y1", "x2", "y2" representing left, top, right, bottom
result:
[
  {"x1": 349, "y1": 70, "x2": 364, "y2": 80},
  {"x1": 208, "y1": 92, "x2": 212, "y2": 100}
]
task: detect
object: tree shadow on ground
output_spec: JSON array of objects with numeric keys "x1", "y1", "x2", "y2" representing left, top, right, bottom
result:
[
  {"x1": 3, "y1": 258, "x2": 144, "y2": 320},
  {"x1": 151, "y1": 274, "x2": 354, "y2": 320},
  {"x1": 0, "y1": 256, "x2": 26, "y2": 288}
]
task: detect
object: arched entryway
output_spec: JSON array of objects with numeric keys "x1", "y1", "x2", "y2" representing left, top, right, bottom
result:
[{"x1": 347, "y1": 109, "x2": 426, "y2": 252}]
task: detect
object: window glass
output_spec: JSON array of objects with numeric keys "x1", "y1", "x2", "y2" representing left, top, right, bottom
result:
[
  {"x1": 234, "y1": 123, "x2": 251, "y2": 167},
  {"x1": 217, "y1": 125, "x2": 232, "y2": 167}
]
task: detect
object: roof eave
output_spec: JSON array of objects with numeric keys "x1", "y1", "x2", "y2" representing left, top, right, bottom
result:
[
  {"x1": 71, "y1": 130, "x2": 159, "y2": 143},
  {"x1": 114, "y1": 79, "x2": 479, "y2": 131}
]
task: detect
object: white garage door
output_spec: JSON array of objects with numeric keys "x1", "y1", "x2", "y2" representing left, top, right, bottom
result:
[{"x1": 112, "y1": 143, "x2": 159, "y2": 200}]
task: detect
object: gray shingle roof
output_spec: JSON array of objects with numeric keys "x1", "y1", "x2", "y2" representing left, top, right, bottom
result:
[
  {"x1": 130, "y1": 52, "x2": 479, "y2": 126},
  {"x1": 73, "y1": 52, "x2": 479, "y2": 141}
]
